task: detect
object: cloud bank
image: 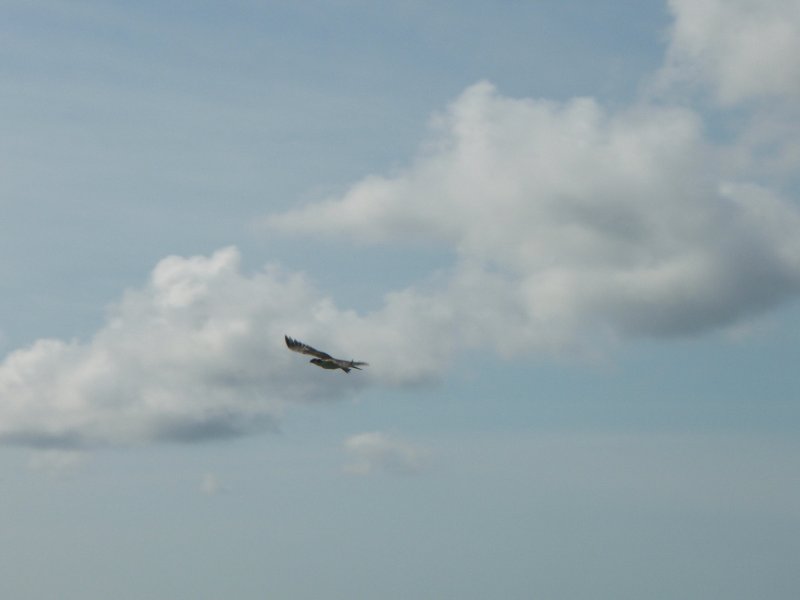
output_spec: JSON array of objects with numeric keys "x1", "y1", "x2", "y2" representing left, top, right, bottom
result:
[{"x1": 2, "y1": 0, "x2": 799, "y2": 449}]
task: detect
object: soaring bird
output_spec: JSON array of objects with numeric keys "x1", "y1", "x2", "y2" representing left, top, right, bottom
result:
[{"x1": 285, "y1": 335, "x2": 369, "y2": 373}]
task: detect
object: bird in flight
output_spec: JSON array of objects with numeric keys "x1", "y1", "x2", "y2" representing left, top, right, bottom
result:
[{"x1": 285, "y1": 335, "x2": 369, "y2": 373}]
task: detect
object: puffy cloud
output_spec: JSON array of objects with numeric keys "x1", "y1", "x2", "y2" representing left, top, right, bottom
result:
[
  {"x1": 0, "y1": 243, "x2": 479, "y2": 449},
  {"x1": 0, "y1": 247, "x2": 446, "y2": 448},
  {"x1": 661, "y1": 0, "x2": 800, "y2": 105},
  {"x1": 343, "y1": 432, "x2": 428, "y2": 476},
  {"x1": 269, "y1": 83, "x2": 800, "y2": 349}
]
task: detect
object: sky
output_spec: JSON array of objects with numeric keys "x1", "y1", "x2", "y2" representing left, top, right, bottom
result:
[{"x1": 1, "y1": 0, "x2": 799, "y2": 598}]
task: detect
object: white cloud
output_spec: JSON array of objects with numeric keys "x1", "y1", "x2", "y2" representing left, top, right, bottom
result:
[
  {"x1": 269, "y1": 82, "x2": 800, "y2": 350},
  {"x1": 0, "y1": 247, "x2": 435, "y2": 448},
  {"x1": 0, "y1": 244, "x2": 480, "y2": 450},
  {"x1": 343, "y1": 432, "x2": 428, "y2": 476},
  {"x1": 655, "y1": 0, "x2": 800, "y2": 185},
  {"x1": 660, "y1": 0, "x2": 800, "y2": 105}
]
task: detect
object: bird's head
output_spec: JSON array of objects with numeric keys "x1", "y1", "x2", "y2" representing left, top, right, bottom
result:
[{"x1": 310, "y1": 358, "x2": 322, "y2": 366}]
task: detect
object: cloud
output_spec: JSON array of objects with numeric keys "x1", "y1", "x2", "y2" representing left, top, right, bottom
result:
[
  {"x1": 200, "y1": 472, "x2": 225, "y2": 495},
  {"x1": 27, "y1": 449, "x2": 87, "y2": 476},
  {"x1": 0, "y1": 244, "x2": 477, "y2": 450},
  {"x1": 269, "y1": 82, "x2": 800, "y2": 350},
  {"x1": 0, "y1": 247, "x2": 390, "y2": 448},
  {"x1": 343, "y1": 432, "x2": 428, "y2": 476},
  {"x1": 659, "y1": 0, "x2": 800, "y2": 106},
  {"x1": 655, "y1": 0, "x2": 800, "y2": 185}
]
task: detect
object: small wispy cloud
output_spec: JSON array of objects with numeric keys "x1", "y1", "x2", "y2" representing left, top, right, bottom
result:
[
  {"x1": 200, "y1": 472, "x2": 225, "y2": 496},
  {"x1": 343, "y1": 432, "x2": 428, "y2": 476},
  {"x1": 27, "y1": 449, "x2": 87, "y2": 476}
]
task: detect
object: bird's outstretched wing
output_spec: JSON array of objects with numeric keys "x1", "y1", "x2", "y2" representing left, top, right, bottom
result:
[
  {"x1": 285, "y1": 335, "x2": 369, "y2": 372},
  {"x1": 285, "y1": 335, "x2": 333, "y2": 360}
]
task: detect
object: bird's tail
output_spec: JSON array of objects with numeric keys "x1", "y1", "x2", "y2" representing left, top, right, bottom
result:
[{"x1": 349, "y1": 360, "x2": 368, "y2": 370}]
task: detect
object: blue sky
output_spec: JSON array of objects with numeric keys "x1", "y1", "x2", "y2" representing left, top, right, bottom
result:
[{"x1": 2, "y1": 1, "x2": 800, "y2": 598}]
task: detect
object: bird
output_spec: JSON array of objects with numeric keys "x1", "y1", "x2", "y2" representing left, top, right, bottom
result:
[{"x1": 284, "y1": 335, "x2": 369, "y2": 373}]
